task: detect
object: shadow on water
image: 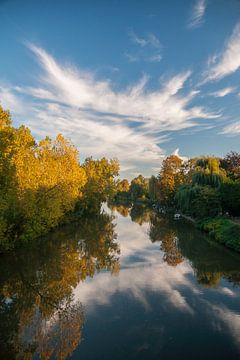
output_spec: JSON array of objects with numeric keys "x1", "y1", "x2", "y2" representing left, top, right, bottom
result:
[{"x1": 1, "y1": 205, "x2": 240, "y2": 359}]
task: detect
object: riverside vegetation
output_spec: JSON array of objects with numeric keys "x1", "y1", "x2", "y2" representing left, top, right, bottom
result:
[{"x1": 114, "y1": 154, "x2": 240, "y2": 253}]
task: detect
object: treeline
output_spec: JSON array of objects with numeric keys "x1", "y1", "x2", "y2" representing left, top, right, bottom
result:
[
  {"x1": 149, "y1": 153, "x2": 240, "y2": 215},
  {"x1": 151, "y1": 153, "x2": 240, "y2": 252},
  {"x1": 114, "y1": 152, "x2": 240, "y2": 252},
  {"x1": 115, "y1": 153, "x2": 240, "y2": 219},
  {"x1": 113, "y1": 175, "x2": 149, "y2": 203},
  {"x1": 0, "y1": 106, "x2": 119, "y2": 251}
]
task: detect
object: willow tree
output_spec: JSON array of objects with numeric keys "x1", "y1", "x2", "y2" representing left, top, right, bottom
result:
[
  {"x1": 192, "y1": 157, "x2": 225, "y2": 188},
  {"x1": 175, "y1": 184, "x2": 222, "y2": 219}
]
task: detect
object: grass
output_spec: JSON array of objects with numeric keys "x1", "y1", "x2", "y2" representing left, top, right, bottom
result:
[{"x1": 198, "y1": 217, "x2": 240, "y2": 252}]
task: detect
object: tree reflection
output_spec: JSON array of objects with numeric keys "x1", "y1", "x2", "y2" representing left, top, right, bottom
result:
[
  {"x1": 110, "y1": 204, "x2": 130, "y2": 217},
  {"x1": 196, "y1": 271, "x2": 222, "y2": 288},
  {"x1": 223, "y1": 272, "x2": 240, "y2": 287},
  {"x1": 149, "y1": 216, "x2": 184, "y2": 267},
  {"x1": 0, "y1": 212, "x2": 119, "y2": 359},
  {"x1": 149, "y1": 211, "x2": 240, "y2": 286},
  {"x1": 130, "y1": 204, "x2": 152, "y2": 225}
]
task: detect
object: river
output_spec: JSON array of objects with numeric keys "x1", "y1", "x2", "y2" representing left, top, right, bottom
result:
[{"x1": 0, "y1": 204, "x2": 240, "y2": 359}]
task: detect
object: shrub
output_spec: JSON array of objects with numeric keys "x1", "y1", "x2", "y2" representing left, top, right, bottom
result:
[{"x1": 199, "y1": 218, "x2": 240, "y2": 252}]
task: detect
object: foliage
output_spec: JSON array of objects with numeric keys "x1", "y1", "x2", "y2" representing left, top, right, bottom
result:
[
  {"x1": 148, "y1": 175, "x2": 158, "y2": 201},
  {"x1": 199, "y1": 218, "x2": 240, "y2": 252},
  {"x1": 157, "y1": 155, "x2": 183, "y2": 206},
  {"x1": 129, "y1": 174, "x2": 149, "y2": 201},
  {"x1": 192, "y1": 157, "x2": 225, "y2": 188},
  {"x1": 175, "y1": 185, "x2": 222, "y2": 219},
  {"x1": 150, "y1": 152, "x2": 240, "y2": 252},
  {"x1": 113, "y1": 179, "x2": 131, "y2": 203},
  {"x1": 221, "y1": 151, "x2": 240, "y2": 180},
  {"x1": 117, "y1": 178, "x2": 130, "y2": 193},
  {"x1": 78, "y1": 157, "x2": 119, "y2": 214},
  {"x1": 221, "y1": 180, "x2": 240, "y2": 216}
]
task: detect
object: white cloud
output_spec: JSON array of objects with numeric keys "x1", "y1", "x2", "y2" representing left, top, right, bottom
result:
[
  {"x1": 221, "y1": 122, "x2": 240, "y2": 135},
  {"x1": 204, "y1": 22, "x2": 240, "y2": 81},
  {"x1": 0, "y1": 43, "x2": 219, "y2": 178},
  {"x1": 209, "y1": 87, "x2": 235, "y2": 97},
  {"x1": 0, "y1": 85, "x2": 23, "y2": 113},
  {"x1": 188, "y1": 0, "x2": 207, "y2": 29},
  {"x1": 211, "y1": 305, "x2": 240, "y2": 348},
  {"x1": 172, "y1": 148, "x2": 188, "y2": 161}
]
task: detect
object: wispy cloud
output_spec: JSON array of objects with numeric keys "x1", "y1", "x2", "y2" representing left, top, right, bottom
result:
[
  {"x1": 211, "y1": 305, "x2": 240, "y2": 348},
  {"x1": 209, "y1": 87, "x2": 235, "y2": 97},
  {"x1": 221, "y1": 122, "x2": 240, "y2": 135},
  {"x1": 204, "y1": 22, "x2": 240, "y2": 82},
  {"x1": 147, "y1": 54, "x2": 162, "y2": 63},
  {"x1": 128, "y1": 31, "x2": 161, "y2": 49},
  {"x1": 126, "y1": 31, "x2": 162, "y2": 63},
  {"x1": 0, "y1": 43, "x2": 220, "y2": 177},
  {"x1": 0, "y1": 85, "x2": 23, "y2": 112},
  {"x1": 188, "y1": 0, "x2": 207, "y2": 29}
]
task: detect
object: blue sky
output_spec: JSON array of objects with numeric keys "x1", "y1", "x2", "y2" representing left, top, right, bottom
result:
[{"x1": 0, "y1": 0, "x2": 240, "y2": 178}]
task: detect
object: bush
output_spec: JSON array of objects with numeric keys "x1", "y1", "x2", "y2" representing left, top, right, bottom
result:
[{"x1": 199, "y1": 218, "x2": 240, "y2": 252}]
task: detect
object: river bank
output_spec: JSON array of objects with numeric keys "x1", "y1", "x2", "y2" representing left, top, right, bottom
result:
[{"x1": 152, "y1": 205, "x2": 240, "y2": 254}]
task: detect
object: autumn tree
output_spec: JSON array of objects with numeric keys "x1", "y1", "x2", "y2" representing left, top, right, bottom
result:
[
  {"x1": 78, "y1": 157, "x2": 119, "y2": 214},
  {"x1": 157, "y1": 155, "x2": 183, "y2": 206},
  {"x1": 0, "y1": 107, "x2": 20, "y2": 249},
  {"x1": 117, "y1": 179, "x2": 130, "y2": 193},
  {"x1": 222, "y1": 151, "x2": 240, "y2": 180}
]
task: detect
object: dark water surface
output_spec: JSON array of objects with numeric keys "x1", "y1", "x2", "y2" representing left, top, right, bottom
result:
[{"x1": 1, "y1": 205, "x2": 240, "y2": 359}]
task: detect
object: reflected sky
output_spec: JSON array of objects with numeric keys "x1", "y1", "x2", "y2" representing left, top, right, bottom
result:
[{"x1": 72, "y1": 208, "x2": 240, "y2": 359}]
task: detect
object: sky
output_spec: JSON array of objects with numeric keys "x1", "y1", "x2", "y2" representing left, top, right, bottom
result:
[{"x1": 0, "y1": 0, "x2": 240, "y2": 178}]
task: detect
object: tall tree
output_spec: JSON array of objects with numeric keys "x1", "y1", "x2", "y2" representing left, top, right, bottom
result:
[{"x1": 157, "y1": 155, "x2": 183, "y2": 206}]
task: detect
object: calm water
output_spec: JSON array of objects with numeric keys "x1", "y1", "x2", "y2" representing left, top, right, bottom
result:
[{"x1": 1, "y1": 205, "x2": 240, "y2": 359}]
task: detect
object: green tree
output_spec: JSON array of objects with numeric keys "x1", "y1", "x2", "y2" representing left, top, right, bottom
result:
[
  {"x1": 129, "y1": 175, "x2": 148, "y2": 201},
  {"x1": 175, "y1": 185, "x2": 221, "y2": 219},
  {"x1": 148, "y1": 175, "x2": 158, "y2": 202},
  {"x1": 221, "y1": 180, "x2": 240, "y2": 216}
]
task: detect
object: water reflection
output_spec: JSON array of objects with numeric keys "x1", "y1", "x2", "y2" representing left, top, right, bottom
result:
[
  {"x1": 1, "y1": 206, "x2": 240, "y2": 359},
  {"x1": 0, "y1": 213, "x2": 119, "y2": 359}
]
